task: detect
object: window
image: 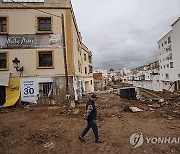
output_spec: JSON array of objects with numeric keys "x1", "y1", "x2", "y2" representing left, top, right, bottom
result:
[
  {"x1": 0, "y1": 17, "x2": 8, "y2": 33},
  {"x1": 77, "y1": 39, "x2": 81, "y2": 53},
  {"x1": 85, "y1": 67, "x2": 87, "y2": 74},
  {"x1": 165, "y1": 74, "x2": 169, "y2": 79},
  {"x1": 170, "y1": 62, "x2": 173, "y2": 68},
  {"x1": 90, "y1": 80, "x2": 93, "y2": 85},
  {"x1": 77, "y1": 39, "x2": 79, "y2": 51},
  {"x1": 167, "y1": 64, "x2": 169, "y2": 68},
  {"x1": 169, "y1": 53, "x2": 172, "y2": 60},
  {"x1": 168, "y1": 37, "x2": 171, "y2": 43},
  {"x1": 39, "y1": 82, "x2": 53, "y2": 97},
  {"x1": 0, "y1": 51, "x2": 8, "y2": 70},
  {"x1": 37, "y1": 17, "x2": 52, "y2": 33},
  {"x1": 165, "y1": 40, "x2": 167, "y2": 44},
  {"x1": 166, "y1": 48, "x2": 168, "y2": 52},
  {"x1": 37, "y1": 51, "x2": 53, "y2": 68},
  {"x1": 178, "y1": 74, "x2": 180, "y2": 78},
  {"x1": 84, "y1": 53, "x2": 87, "y2": 61},
  {"x1": 88, "y1": 55, "x2": 92, "y2": 63},
  {"x1": 169, "y1": 45, "x2": 172, "y2": 51},
  {"x1": 78, "y1": 60, "x2": 81, "y2": 73},
  {"x1": 162, "y1": 43, "x2": 163, "y2": 47},
  {"x1": 89, "y1": 65, "x2": 93, "y2": 73}
]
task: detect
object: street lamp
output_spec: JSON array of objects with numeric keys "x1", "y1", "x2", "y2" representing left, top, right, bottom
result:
[{"x1": 12, "y1": 58, "x2": 24, "y2": 75}]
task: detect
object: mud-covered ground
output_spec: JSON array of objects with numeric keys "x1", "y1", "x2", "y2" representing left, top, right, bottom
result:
[{"x1": 0, "y1": 91, "x2": 180, "y2": 154}]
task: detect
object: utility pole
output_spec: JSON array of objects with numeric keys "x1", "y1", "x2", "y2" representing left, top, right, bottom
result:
[{"x1": 61, "y1": 14, "x2": 69, "y2": 96}]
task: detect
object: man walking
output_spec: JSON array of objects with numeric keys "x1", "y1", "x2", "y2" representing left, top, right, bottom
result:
[{"x1": 79, "y1": 94, "x2": 102, "y2": 143}]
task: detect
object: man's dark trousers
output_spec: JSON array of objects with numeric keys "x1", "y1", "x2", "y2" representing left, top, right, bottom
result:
[{"x1": 81, "y1": 120, "x2": 99, "y2": 141}]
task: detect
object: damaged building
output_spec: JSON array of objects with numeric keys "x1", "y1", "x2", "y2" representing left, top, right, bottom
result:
[{"x1": 0, "y1": 0, "x2": 94, "y2": 107}]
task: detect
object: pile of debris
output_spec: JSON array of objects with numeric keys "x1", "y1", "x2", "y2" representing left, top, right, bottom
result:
[{"x1": 167, "y1": 92, "x2": 180, "y2": 102}]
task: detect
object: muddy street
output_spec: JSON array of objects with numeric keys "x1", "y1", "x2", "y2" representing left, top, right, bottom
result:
[{"x1": 0, "y1": 91, "x2": 180, "y2": 154}]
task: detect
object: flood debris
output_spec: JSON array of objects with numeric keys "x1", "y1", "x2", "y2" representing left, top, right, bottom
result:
[
  {"x1": 43, "y1": 141, "x2": 55, "y2": 149},
  {"x1": 70, "y1": 101, "x2": 76, "y2": 108},
  {"x1": 167, "y1": 92, "x2": 180, "y2": 102},
  {"x1": 150, "y1": 103, "x2": 161, "y2": 108},
  {"x1": 173, "y1": 110, "x2": 180, "y2": 115},
  {"x1": 149, "y1": 107, "x2": 155, "y2": 111},
  {"x1": 123, "y1": 105, "x2": 132, "y2": 112},
  {"x1": 99, "y1": 104, "x2": 111, "y2": 109},
  {"x1": 0, "y1": 87, "x2": 180, "y2": 154},
  {"x1": 168, "y1": 117, "x2": 173, "y2": 120},
  {"x1": 159, "y1": 98, "x2": 165, "y2": 103},
  {"x1": 74, "y1": 108, "x2": 79, "y2": 115},
  {"x1": 130, "y1": 107, "x2": 143, "y2": 112},
  {"x1": 123, "y1": 105, "x2": 143, "y2": 112}
]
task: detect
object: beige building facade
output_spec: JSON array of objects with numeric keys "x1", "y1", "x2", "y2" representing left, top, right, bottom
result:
[{"x1": 0, "y1": 0, "x2": 94, "y2": 105}]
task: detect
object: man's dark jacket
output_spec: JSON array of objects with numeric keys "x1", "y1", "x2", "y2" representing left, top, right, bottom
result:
[{"x1": 86, "y1": 100, "x2": 97, "y2": 121}]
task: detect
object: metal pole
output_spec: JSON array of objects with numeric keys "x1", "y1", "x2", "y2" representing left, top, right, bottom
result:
[{"x1": 61, "y1": 14, "x2": 69, "y2": 96}]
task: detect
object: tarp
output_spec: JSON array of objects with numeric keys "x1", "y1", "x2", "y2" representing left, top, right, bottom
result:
[
  {"x1": 3, "y1": 78, "x2": 20, "y2": 107},
  {"x1": 0, "y1": 72, "x2": 10, "y2": 86}
]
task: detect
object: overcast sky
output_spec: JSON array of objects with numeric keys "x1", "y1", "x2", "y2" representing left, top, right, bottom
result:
[{"x1": 71, "y1": 0, "x2": 180, "y2": 70}]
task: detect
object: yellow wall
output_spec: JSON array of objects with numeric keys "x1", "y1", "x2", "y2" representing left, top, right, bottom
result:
[
  {"x1": 0, "y1": 9, "x2": 64, "y2": 34},
  {"x1": 0, "y1": 7, "x2": 94, "y2": 87},
  {"x1": 65, "y1": 9, "x2": 74, "y2": 76},
  {"x1": 0, "y1": 9, "x2": 66, "y2": 77}
]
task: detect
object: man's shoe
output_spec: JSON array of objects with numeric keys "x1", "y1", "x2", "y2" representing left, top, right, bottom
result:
[
  {"x1": 95, "y1": 140, "x2": 103, "y2": 143},
  {"x1": 79, "y1": 136, "x2": 85, "y2": 142}
]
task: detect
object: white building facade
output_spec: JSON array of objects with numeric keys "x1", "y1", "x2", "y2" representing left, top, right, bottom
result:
[
  {"x1": 123, "y1": 18, "x2": 180, "y2": 92},
  {"x1": 158, "y1": 17, "x2": 180, "y2": 91}
]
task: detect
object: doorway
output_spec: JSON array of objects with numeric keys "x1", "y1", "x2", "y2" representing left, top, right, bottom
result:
[
  {"x1": 85, "y1": 81, "x2": 90, "y2": 93},
  {"x1": 0, "y1": 86, "x2": 6, "y2": 106}
]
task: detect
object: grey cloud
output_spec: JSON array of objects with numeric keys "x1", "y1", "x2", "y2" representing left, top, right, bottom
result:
[{"x1": 71, "y1": 0, "x2": 180, "y2": 70}]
